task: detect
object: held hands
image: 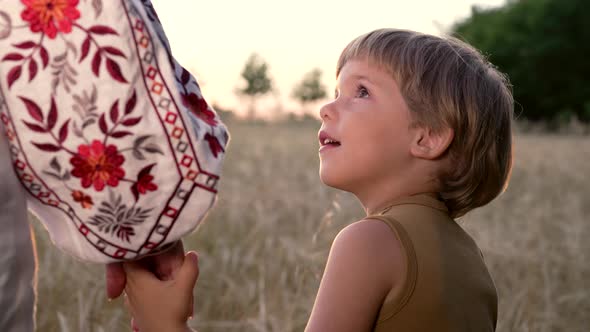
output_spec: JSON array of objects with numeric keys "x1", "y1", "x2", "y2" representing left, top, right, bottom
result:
[
  {"x1": 105, "y1": 240, "x2": 187, "y2": 300},
  {"x1": 123, "y1": 251, "x2": 199, "y2": 332},
  {"x1": 103, "y1": 241, "x2": 199, "y2": 332}
]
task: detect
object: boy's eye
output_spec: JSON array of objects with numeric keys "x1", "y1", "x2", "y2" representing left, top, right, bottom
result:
[{"x1": 356, "y1": 85, "x2": 369, "y2": 98}]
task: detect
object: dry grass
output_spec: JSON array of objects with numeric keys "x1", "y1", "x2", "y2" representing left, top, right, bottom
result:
[{"x1": 32, "y1": 119, "x2": 589, "y2": 331}]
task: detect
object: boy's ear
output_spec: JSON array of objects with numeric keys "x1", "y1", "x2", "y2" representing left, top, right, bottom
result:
[{"x1": 410, "y1": 126, "x2": 454, "y2": 160}]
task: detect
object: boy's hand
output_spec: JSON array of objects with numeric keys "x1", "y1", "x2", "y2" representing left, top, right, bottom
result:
[
  {"x1": 123, "y1": 251, "x2": 199, "y2": 332},
  {"x1": 106, "y1": 240, "x2": 186, "y2": 300}
]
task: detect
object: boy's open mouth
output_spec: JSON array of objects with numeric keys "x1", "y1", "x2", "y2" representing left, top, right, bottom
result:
[
  {"x1": 322, "y1": 138, "x2": 341, "y2": 146},
  {"x1": 318, "y1": 131, "x2": 341, "y2": 147}
]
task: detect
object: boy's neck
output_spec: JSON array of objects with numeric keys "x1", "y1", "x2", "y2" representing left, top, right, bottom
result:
[{"x1": 356, "y1": 174, "x2": 439, "y2": 216}]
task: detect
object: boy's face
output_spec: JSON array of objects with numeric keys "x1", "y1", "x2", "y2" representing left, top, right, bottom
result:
[{"x1": 318, "y1": 57, "x2": 416, "y2": 196}]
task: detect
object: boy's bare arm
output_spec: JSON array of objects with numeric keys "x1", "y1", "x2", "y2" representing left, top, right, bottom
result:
[{"x1": 305, "y1": 219, "x2": 405, "y2": 332}]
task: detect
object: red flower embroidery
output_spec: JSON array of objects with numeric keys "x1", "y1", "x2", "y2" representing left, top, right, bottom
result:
[
  {"x1": 204, "y1": 133, "x2": 224, "y2": 158},
  {"x1": 135, "y1": 173, "x2": 157, "y2": 194},
  {"x1": 131, "y1": 163, "x2": 158, "y2": 201},
  {"x1": 71, "y1": 190, "x2": 93, "y2": 209},
  {"x1": 70, "y1": 140, "x2": 125, "y2": 191},
  {"x1": 181, "y1": 93, "x2": 218, "y2": 126},
  {"x1": 21, "y1": 0, "x2": 81, "y2": 39}
]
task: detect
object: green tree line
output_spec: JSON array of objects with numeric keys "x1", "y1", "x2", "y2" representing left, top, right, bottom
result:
[{"x1": 452, "y1": 0, "x2": 590, "y2": 123}]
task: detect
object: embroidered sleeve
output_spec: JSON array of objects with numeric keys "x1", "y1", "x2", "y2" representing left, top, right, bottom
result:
[{"x1": 0, "y1": 0, "x2": 228, "y2": 263}]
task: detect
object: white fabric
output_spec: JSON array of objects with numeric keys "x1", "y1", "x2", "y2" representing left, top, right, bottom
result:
[
  {"x1": 0, "y1": 0, "x2": 228, "y2": 263},
  {"x1": 0, "y1": 134, "x2": 36, "y2": 332}
]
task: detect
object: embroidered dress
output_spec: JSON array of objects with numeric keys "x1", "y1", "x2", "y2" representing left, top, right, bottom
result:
[{"x1": 0, "y1": 0, "x2": 228, "y2": 263}]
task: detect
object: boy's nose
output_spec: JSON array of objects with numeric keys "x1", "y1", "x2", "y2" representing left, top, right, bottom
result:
[{"x1": 319, "y1": 101, "x2": 336, "y2": 120}]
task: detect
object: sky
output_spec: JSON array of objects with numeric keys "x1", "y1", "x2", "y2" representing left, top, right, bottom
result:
[{"x1": 150, "y1": 0, "x2": 506, "y2": 116}]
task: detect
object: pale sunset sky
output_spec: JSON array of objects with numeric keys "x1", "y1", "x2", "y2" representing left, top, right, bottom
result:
[{"x1": 150, "y1": 0, "x2": 506, "y2": 116}]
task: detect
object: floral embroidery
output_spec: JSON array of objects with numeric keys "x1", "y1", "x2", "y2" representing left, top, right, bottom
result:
[
  {"x1": 181, "y1": 92, "x2": 218, "y2": 127},
  {"x1": 71, "y1": 190, "x2": 93, "y2": 209},
  {"x1": 21, "y1": 0, "x2": 81, "y2": 39},
  {"x1": 70, "y1": 140, "x2": 125, "y2": 191},
  {"x1": 88, "y1": 190, "x2": 153, "y2": 243},
  {"x1": 131, "y1": 163, "x2": 158, "y2": 201},
  {"x1": 3, "y1": 1, "x2": 126, "y2": 89},
  {"x1": 176, "y1": 65, "x2": 218, "y2": 128},
  {"x1": 16, "y1": 85, "x2": 164, "y2": 243},
  {"x1": 18, "y1": 90, "x2": 164, "y2": 204},
  {"x1": 176, "y1": 65, "x2": 226, "y2": 158},
  {"x1": 204, "y1": 133, "x2": 224, "y2": 158},
  {"x1": 0, "y1": 1, "x2": 228, "y2": 260}
]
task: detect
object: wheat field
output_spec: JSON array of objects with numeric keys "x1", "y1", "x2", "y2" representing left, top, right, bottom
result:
[{"x1": 32, "y1": 118, "x2": 590, "y2": 332}]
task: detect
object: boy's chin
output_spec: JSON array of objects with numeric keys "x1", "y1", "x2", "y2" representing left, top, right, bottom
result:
[
  {"x1": 319, "y1": 171, "x2": 348, "y2": 191},
  {"x1": 319, "y1": 172, "x2": 335, "y2": 187}
]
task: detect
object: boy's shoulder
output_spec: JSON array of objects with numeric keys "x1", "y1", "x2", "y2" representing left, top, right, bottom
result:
[
  {"x1": 333, "y1": 219, "x2": 406, "y2": 285},
  {"x1": 307, "y1": 219, "x2": 407, "y2": 330},
  {"x1": 336, "y1": 219, "x2": 400, "y2": 248}
]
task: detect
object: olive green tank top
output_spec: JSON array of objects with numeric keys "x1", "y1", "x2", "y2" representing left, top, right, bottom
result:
[{"x1": 367, "y1": 193, "x2": 498, "y2": 332}]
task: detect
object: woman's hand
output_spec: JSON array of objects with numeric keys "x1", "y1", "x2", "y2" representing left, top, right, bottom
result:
[
  {"x1": 106, "y1": 240, "x2": 186, "y2": 300},
  {"x1": 123, "y1": 251, "x2": 199, "y2": 332}
]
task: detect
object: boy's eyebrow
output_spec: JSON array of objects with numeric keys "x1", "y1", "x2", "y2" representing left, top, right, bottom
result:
[
  {"x1": 348, "y1": 74, "x2": 376, "y2": 85},
  {"x1": 335, "y1": 74, "x2": 377, "y2": 89}
]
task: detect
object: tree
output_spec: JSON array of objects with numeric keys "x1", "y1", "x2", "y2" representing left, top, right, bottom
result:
[
  {"x1": 292, "y1": 68, "x2": 328, "y2": 112},
  {"x1": 452, "y1": 0, "x2": 590, "y2": 123},
  {"x1": 236, "y1": 53, "x2": 273, "y2": 118}
]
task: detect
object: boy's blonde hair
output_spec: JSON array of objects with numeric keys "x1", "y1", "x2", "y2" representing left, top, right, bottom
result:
[{"x1": 337, "y1": 29, "x2": 513, "y2": 218}]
